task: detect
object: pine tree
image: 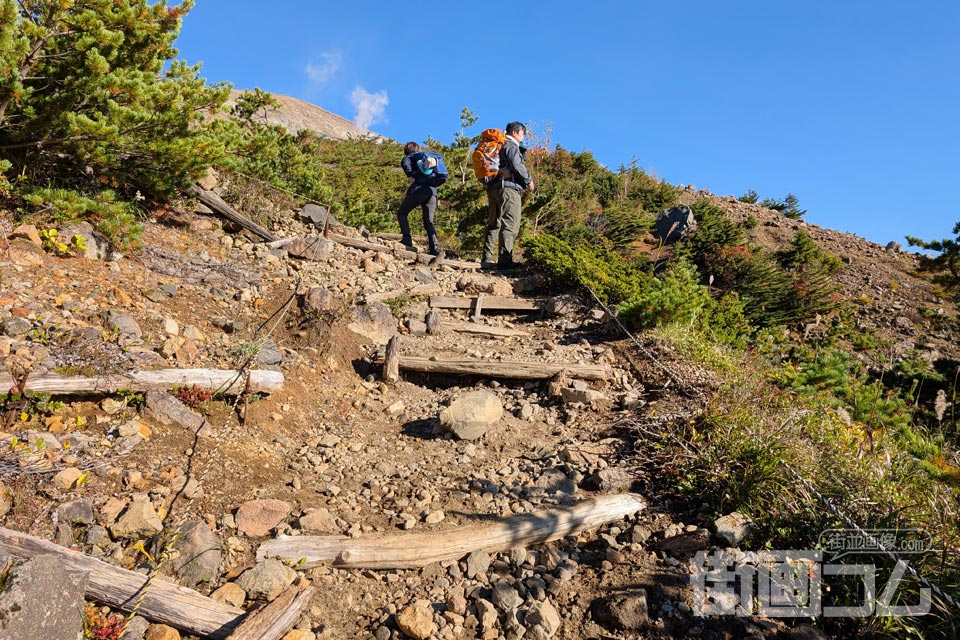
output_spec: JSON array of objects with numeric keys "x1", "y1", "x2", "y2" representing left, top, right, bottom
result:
[{"x1": 0, "y1": 0, "x2": 229, "y2": 200}]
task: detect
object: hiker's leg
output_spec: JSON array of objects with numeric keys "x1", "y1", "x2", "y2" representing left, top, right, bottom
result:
[
  {"x1": 498, "y1": 188, "x2": 522, "y2": 267},
  {"x1": 422, "y1": 195, "x2": 440, "y2": 255},
  {"x1": 396, "y1": 192, "x2": 418, "y2": 248},
  {"x1": 481, "y1": 189, "x2": 502, "y2": 265}
]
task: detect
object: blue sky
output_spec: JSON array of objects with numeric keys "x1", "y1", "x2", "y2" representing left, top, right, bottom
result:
[{"x1": 174, "y1": 1, "x2": 959, "y2": 247}]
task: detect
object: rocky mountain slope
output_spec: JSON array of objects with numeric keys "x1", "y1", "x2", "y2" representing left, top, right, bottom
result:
[{"x1": 0, "y1": 101, "x2": 956, "y2": 640}]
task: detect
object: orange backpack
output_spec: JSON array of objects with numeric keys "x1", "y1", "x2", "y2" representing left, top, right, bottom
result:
[{"x1": 471, "y1": 128, "x2": 507, "y2": 183}]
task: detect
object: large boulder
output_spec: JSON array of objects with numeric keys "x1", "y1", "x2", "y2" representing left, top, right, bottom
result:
[
  {"x1": 169, "y1": 520, "x2": 221, "y2": 589},
  {"x1": 593, "y1": 590, "x2": 648, "y2": 631},
  {"x1": 0, "y1": 555, "x2": 87, "y2": 640},
  {"x1": 287, "y1": 236, "x2": 334, "y2": 261},
  {"x1": 235, "y1": 499, "x2": 291, "y2": 537},
  {"x1": 439, "y1": 391, "x2": 503, "y2": 440},
  {"x1": 653, "y1": 204, "x2": 697, "y2": 244},
  {"x1": 346, "y1": 303, "x2": 398, "y2": 345},
  {"x1": 59, "y1": 221, "x2": 114, "y2": 260}
]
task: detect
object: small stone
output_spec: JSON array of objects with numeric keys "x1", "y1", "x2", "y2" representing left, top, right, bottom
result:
[
  {"x1": 163, "y1": 318, "x2": 180, "y2": 336},
  {"x1": 424, "y1": 510, "x2": 445, "y2": 524},
  {"x1": 210, "y1": 582, "x2": 246, "y2": 608},
  {"x1": 236, "y1": 559, "x2": 297, "y2": 601},
  {"x1": 440, "y1": 391, "x2": 503, "y2": 440},
  {"x1": 56, "y1": 499, "x2": 94, "y2": 524},
  {"x1": 145, "y1": 624, "x2": 181, "y2": 640},
  {"x1": 593, "y1": 590, "x2": 648, "y2": 630},
  {"x1": 110, "y1": 498, "x2": 163, "y2": 539},
  {"x1": 52, "y1": 467, "x2": 84, "y2": 491},
  {"x1": 714, "y1": 511, "x2": 752, "y2": 546},
  {"x1": 299, "y1": 508, "x2": 339, "y2": 534},
  {"x1": 235, "y1": 499, "x2": 292, "y2": 537},
  {"x1": 465, "y1": 550, "x2": 491, "y2": 579},
  {"x1": 524, "y1": 600, "x2": 561, "y2": 637},
  {"x1": 396, "y1": 602, "x2": 435, "y2": 640}
]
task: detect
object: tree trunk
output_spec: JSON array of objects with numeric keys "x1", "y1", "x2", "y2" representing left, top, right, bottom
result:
[{"x1": 0, "y1": 368, "x2": 283, "y2": 396}]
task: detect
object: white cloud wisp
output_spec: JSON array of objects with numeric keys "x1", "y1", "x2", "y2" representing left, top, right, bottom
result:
[{"x1": 351, "y1": 87, "x2": 388, "y2": 132}]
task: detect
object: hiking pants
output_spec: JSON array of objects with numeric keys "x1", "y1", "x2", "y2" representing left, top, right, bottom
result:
[
  {"x1": 482, "y1": 187, "x2": 522, "y2": 266},
  {"x1": 397, "y1": 185, "x2": 439, "y2": 253}
]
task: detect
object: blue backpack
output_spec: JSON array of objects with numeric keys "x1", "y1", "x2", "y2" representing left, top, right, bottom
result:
[{"x1": 411, "y1": 151, "x2": 448, "y2": 187}]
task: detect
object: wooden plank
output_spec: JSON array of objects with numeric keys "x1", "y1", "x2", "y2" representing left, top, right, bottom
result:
[
  {"x1": 383, "y1": 335, "x2": 401, "y2": 384},
  {"x1": 425, "y1": 309, "x2": 442, "y2": 335},
  {"x1": 365, "y1": 283, "x2": 442, "y2": 304},
  {"x1": 441, "y1": 320, "x2": 529, "y2": 338},
  {"x1": 390, "y1": 356, "x2": 610, "y2": 381},
  {"x1": 429, "y1": 296, "x2": 541, "y2": 312},
  {"x1": 190, "y1": 185, "x2": 278, "y2": 242},
  {"x1": 257, "y1": 494, "x2": 645, "y2": 570},
  {"x1": 0, "y1": 526, "x2": 245, "y2": 639},
  {"x1": 472, "y1": 293, "x2": 485, "y2": 320},
  {"x1": 0, "y1": 369, "x2": 283, "y2": 396},
  {"x1": 227, "y1": 584, "x2": 315, "y2": 640}
]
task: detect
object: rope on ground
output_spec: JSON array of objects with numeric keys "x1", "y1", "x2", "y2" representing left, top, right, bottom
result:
[{"x1": 782, "y1": 461, "x2": 959, "y2": 611}]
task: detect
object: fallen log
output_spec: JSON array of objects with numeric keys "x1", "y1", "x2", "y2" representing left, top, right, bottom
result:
[
  {"x1": 365, "y1": 283, "x2": 442, "y2": 304},
  {"x1": 383, "y1": 335, "x2": 401, "y2": 384},
  {"x1": 258, "y1": 494, "x2": 645, "y2": 570},
  {"x1": 381, "y1": 355, "x2": 610, "y2": 381},
  {"x1": 0, "y1": 526, "x2": 245, "y2": 639},
  {"x1": 441, "y1": 319, "x2": 529, "y2": 338},
  {"x1": 227, "y1": 584, "x2": 315, "y2": 640},
  {"x1": 429, "y1": 295, "x2": 541, "y2": 312},
  {"x1": 190, "y1": 185, "x2": 278, "y2": 242},
  {"x1": 327, "y1": 232, "x2": 478, "y2": 270},
  {"x1": 0, "y1": 368, "x2": 283, "y2": 396}
]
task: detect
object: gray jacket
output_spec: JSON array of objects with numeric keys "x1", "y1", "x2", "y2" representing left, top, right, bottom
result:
[{"x1": 495, "y1": 137, "x2": 531, "y2": 192}]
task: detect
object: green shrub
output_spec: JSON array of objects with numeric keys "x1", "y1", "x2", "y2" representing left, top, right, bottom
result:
[
  {"x1": 701, "y1": 291, "x2": 753, "y2": 349},
  {"x1": 618, "y1": 258, "x2": 710, "y2": 331},
  {"x1": 20, "y1": 187, "x2": 143, "y2": 250}
]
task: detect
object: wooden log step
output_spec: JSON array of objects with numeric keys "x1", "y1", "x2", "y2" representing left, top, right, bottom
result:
[
  {"x1": 327, "y1": 233, "x2": 477, "y2": 270},
  {"x1": 441, "y1": 320, "x2": 529, "y2": 338},
  {"x1": 429, "y1": 296, "x2": 541, "y2": 312},
  {"x1": 190, "y1": 185, "x2": 277, "y2": 242},
  {"x1": 0, "y1": 526, "x2": 245, "y2": 639},
  {"x1": 226, "y1": 584, "x2": 316, "y2": 640},
  {"x1": 257, "y1": 494, "x2": 645, "y2": 570},
  {"x1": 0, "y1": 368, "x2": 283, "y2": 396},
  {"x1": 365, "y1": 283, "x2": 443, "y2": 304},
  {"x1": 379, "y1": 355, "x2": 610, "y2": 381}
]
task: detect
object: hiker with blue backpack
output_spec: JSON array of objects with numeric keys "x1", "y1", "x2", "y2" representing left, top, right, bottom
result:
[{"x1": 397, "y1": 141, "x2": 447, "y2": 257}]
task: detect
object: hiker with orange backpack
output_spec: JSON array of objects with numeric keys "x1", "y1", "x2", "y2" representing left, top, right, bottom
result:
[
  {"x1": 476, "y1": 122, "x2": 533, "y2": 270},
  {"x1": 397, "y1": 141, "x2": 447, "y2": 256}
]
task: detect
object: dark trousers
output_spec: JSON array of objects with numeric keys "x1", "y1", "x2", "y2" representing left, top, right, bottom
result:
[
  {"x1": 397, "y1": 185, "x2": 439, "y2": 253},
  {"x1": 482, "y1": 187, "x2": 521, "y2": 266}
]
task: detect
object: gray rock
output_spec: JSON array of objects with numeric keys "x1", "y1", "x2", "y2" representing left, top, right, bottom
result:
[
  {"x1": 303, "y1": 287, "x2": 342, "y2": 313},
  {"x1": 298, "y1": 204, "x2": 337, "y2": 227},
  {"x1": 236, "y1": 559, "x2": 296, "y2": 601},
  {"x1": 346, "y1": 302, "x2": 398, "y2": 345},
  {"x1": 0, "y1": 555, "x2": 87, "y2": 640},
  {"x1": 299, "y1": 508, "x2": 339, "y2": 534},
  {"x1": 56, "y1": 499, "x2": 95, "y2": 525},
  {"x1": 59, "y1": 221, "x2": 113, "y2": 260},
  {"x1": 287, "y1": 235, "x2": 334, "y2": 261},
  {"x1": 2, "y1": 317, "x2": 32, "y2": 337},
  {"x1": 885, "y1": 241, "x2": 902, "y2": 253},
  {"x1": 580, "y1": 468, "x2": 633, "y2": 492},
  {"x1": 559, "y1": 387, "x2": 607, "y2": 405},
  {"x1": 524, "y1": 599, "x2": 561, "y2": 638},
  {"x1": 465, "y1": 549, "x2": 491, "y2": 579},
  {"x1": 654, "y1": 204, "x2": 697, "y2": 244},
  {"x1": 85, "y1": 525, "x2": 108, "y2": 546},
  {"x1": 474, "y1": 598, "x2": 498, "y2": 632},
  {"x1": 655, "y1": 528, "x2": 710, "y2": 557},
  {"x1": 170, "y1": 520, "x2": 221, "y2": 589},
  {"x1": 544, "y1": 294, "x2": 582, "y2": 317},
  {"x1": 255, "y1": 339, "x2": 282, "y2": 366},
  {"x1": 143, "y1": 390, "x2": 206, "y2": 435},
  {"x1": 533, "y1": 469, "x2": 576, "y2": 495},
  {"x1": 119, "y1": 615, "x2": 149, "y2": 640},
  {"x1": 105, "y1": 310, "x2": 142, "y2": 337},
  {"x1": 109, "y1": 498, "x2": 163, "y2": 539},
  {"x1": 440, "y1": 391, "x2": 503, "y2": 440},
  {"x1": 714, "y1": 511, "x2": 752, "y2": 546},
  {"x1": 593, "y1": 590, "x2": 648, "y2": 631},
  {"x1": 412, "y1": 267, "x2": 436, "y2": 284},
  {"x1": 491, "y1": 582, "x2": 523, "y2": 612}
]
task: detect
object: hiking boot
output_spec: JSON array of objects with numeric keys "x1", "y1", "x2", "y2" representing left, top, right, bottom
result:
[{"x1": 400, "y1": 235, "x2": 415, "y2": 252}]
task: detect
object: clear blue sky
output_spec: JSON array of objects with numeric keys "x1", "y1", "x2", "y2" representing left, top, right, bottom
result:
[{"x1": 174, "y1": 1, "x2": 959, "y2": 247}]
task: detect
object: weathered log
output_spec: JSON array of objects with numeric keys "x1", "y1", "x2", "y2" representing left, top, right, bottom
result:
[
  {"x1": 365, "y1": 283, "x2": 442, "y2": 304},
  {"x1": 0, "y1": 526, "x2": 245, "y2": 639},
  {"x1": 472, "y1": 293, "x2": 485, "y2": 320},
  {"x1": 265, "y1": 237, "x2": 298, "y2": 250},
  {"x1": 227, "y1": 584, "x2": 315, "y2": 640},
  {"x1": 257, "y1": 494, "x2": 645, "y2": 570},
  {"x1": 327, "y1": 232, "x2": 477, "y2": 269},
  {"x1": 190, "y1": 185, "x2": 278, "y2": 242},
  {"x1": 383, "y1": 335, "x2": 401, "y2": 384},
  {"x1": 429, "y1": 295, "x2": 541, "y2": 312},
  {"x1": 0, "y1": 368, "x2": 283, "y2": 396},
  {"x1": 381, "y1": 355, "x2": 610, "y2": 381},
  {"x1": 442, "y1": 320, "x2": 529, "y2": 338}
]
